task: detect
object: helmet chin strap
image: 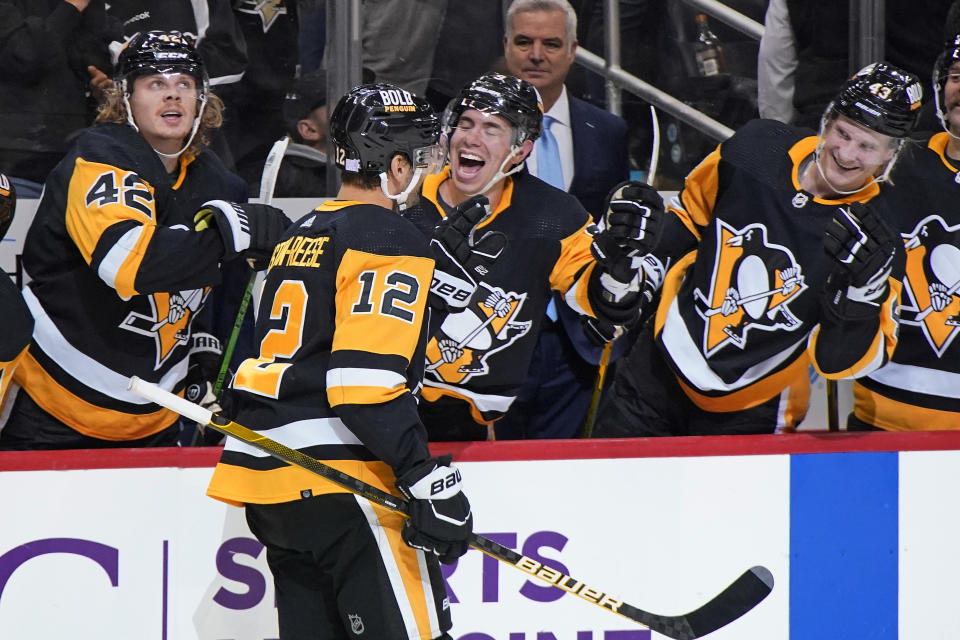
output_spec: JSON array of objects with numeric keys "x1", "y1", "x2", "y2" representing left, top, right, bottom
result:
[
  {"x1": 459, "y1": 144, "x2": 526, "y2": 197},
  {"x1": 123, "y1": 84, "x2": 207, "y2": 161},
  {"x1": 380, "y1": 166, "x2": 426, "y2": 211}
]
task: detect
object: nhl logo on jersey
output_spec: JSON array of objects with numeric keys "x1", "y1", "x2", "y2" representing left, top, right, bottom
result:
[
  {"x1": 791, "y1": 192, "x2": 809, "y2": 209},
  {"x1": 348, "y1": 614, "x2": 365, "y2": 635},
  {"x1": 954, "y1": 171, "x2": 960, "y2": 185}
]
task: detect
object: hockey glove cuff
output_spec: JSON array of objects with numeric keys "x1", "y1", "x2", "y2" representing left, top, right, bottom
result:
[
  {"x1": 195, "y1": 200, "x2": 290, "y2": 269},
  {"x1": 396, "y1": 455, "x2": 473, "y2": 564},
  {"x1": 588, "y1": 230, "x2": 645, "y2": 325}
]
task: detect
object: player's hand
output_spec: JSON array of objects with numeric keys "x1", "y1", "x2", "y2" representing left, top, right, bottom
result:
[
  {"x1": 429, "y1": 195, "x2": 507, "y2": 310},
  {"x1": 395, "y1": 455, "x2": 472, "y2": 564},
  {"x1": 823, "y1": 203, "x2": 898, "y2": 308},
  {"x1": 194, "y1": 200, "x2": 290, "y2": 270},
  {"x1": 597, "y1": 180, "x2": 664, "y2": 254}
]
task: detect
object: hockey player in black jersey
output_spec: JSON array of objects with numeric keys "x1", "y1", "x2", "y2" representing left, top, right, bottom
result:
[
  {"x1": 0, "y1": 176, "x2": 33, "y2": 413},
  {"x1": 848, "y1": 35, "x2": 960, "y2": 431},
  {"x1": 594, "y1": 62, "x2": 922, "y2": 435},
  {"x1": 208, "y1": 83, "x2": 498, "y2": 639},
  {"x1": 0, "y1": 31, "x2": 289, "y2": 449},
  {"x1": 411, "y1": 72, "x2": 658, "y2": 440}
]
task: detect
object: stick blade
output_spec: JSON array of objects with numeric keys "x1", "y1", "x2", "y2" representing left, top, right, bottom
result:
[
  {"x1": 621, "y1": 565, "x2": 773, "y2": 640},
  {"x1": 683, "y1": 565, "x2": 774, "y2": 638}
]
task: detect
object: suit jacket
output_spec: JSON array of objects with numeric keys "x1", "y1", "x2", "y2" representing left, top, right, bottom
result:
[
  {"x1": 567, "y1": 95, "x2": 630, "y2": 219},
  {"x1": 557, "y1": 95, "x2": 632, "y2": 365}
]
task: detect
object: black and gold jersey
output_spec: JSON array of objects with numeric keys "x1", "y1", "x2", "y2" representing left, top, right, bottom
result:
[
  {"x1": 652, "y1": 119, "x2": 899, "y2": 423},
  {"x1": 855, "y1": 132, "x2": 960, "y2": 430},
  {"x1": 0, "y1": 276, "x2": 32, "y2": 412},
  {"x1": 415, "y1": 168, "x2": 599, "y2": 424},
  {"x1": 207, "y1": 200, "x2": 435, "y2": 506},
  {"x1": 16, "y1": 123, "x2": 246, "y2": 440}
]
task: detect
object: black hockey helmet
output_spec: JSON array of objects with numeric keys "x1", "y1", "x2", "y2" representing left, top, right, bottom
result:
[
  {"x1": 933, "y1": 34, "x2": 960, "y2": 132},
  {"x1": 116, "y1": 30, "x2": 209, "y2": 99},
  {"x1": 329, "y1": 83, "x2": 441, "y2": 175},
  {"x1": 829, "y1": 62, "x2": 923, "y2": 138},
  {"x1": 443, "y1": 73, "x2": 543, "y2": 146},
  {"x1": 0, "y1": 173, "x2": 14, "y2": 242}
]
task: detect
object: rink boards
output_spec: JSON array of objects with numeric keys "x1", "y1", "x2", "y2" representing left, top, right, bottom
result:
[{"x1": 1, "y1": 432, "x2": 959, "y2": 640}]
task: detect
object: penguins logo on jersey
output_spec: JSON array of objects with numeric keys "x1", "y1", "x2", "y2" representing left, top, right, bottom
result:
[
  {"x1": 900, "y1": 214, "x2": 960, "y2": 357},
  {"x1": 235, "y1": 0, "x2": 287, "y2": 33},
  {"x1": 425, "y1": 285, "x2": 532, "y2": 384},
  {"x1": 119, "y1": 288, "x2": 209, "y2": 368},
  {"x1": 694, "y1": 220, "x2": 807, "y2": 356}
]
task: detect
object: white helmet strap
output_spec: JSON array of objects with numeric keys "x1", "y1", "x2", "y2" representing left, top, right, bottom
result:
[
  {"x1": 460, "y1": 144, "x2": 526, "y2": 197},
  {"x1": 380, "y1": 166, "x2": 426, "y2": 211}
]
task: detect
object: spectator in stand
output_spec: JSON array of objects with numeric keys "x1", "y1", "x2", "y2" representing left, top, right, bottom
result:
[
  {"x1": 273, "y1": 68, "x2": 330, "y2": 198},
  {"x1": 0, "y1": 176, "x2": 33, "y2": 413},
  {"x1": 594, "y1": 62, "x2": 922, "y2": 436},
  {"x1": 218, "y1": 0, "x2": 299, "y2": 194},
  {"x1": 495, "y1": 0, "x2": 632, "y2": 439},
  {"x1": 0, "y1": 0, "x2": 112, "y2": 197},
  {"x1": 758, "y1": 0, "x2": 949, "y2": 130},
  {"x1": 424, "y1": 1, "x2": 509, "y2": 114},
  {"x1": 0, "y1": 31, "x2": 288, "y2": 450},
  {"x1": 100, "y1": 0, "x2": 247, "y2": 90},
  {"x1": 362, "y1": 0, "x2": 446, "y2": 97},
  {"x1": 848, "y1": 33, "x2": 960, "y2": 431}
]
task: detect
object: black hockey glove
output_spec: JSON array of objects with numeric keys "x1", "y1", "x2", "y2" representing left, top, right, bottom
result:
[
  {"x1": 581, "y1": 315, "x2": 623, "y2": 347},
  {"x1": 183, "y1": 332, "x2": 225, "y2": 445},
  {"x1": 598, "y1": 180, "x2": 665, "y2": 254},
  {"x1": 395, "y1": 455, "x2": 473, "y2": 564},
  {"x1": 430, "y1": 195, "x2": 507, "y2": 310},
  {"x1": 823, "y1": 203, "x2": 898, "y2": 315},
  {"x1": 194, "y1": 200, "x2": 290, "y2": 270},
  {"x1": 588, "y1": 230, "x2": 644, "y2": 321}
]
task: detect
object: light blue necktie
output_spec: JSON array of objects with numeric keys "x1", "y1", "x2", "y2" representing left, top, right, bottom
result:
[
  {"x1": 537, "y1": 115, "x2": 564, "y2": 190},
  {"x1": 538, "y1": 115, "x2": 563, "y2": 321}
]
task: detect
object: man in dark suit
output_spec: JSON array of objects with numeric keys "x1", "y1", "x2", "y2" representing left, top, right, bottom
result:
[{"x1": 496, "y1": 0, "x2": 632, "y2": 439}]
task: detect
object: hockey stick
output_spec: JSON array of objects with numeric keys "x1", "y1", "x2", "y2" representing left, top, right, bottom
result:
[
  {"x1": 826, "y1": 379, "x2": 839, "y2": 432},
  {"x1": 129, "y1": 377, "x2": 773, "y2": 638},
  {"x1": 582, "y1": 338, "x2": 612, "y2": 438},
  {"x1": 211, "y1": 136, "x2": 291, "y2": 398}
]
